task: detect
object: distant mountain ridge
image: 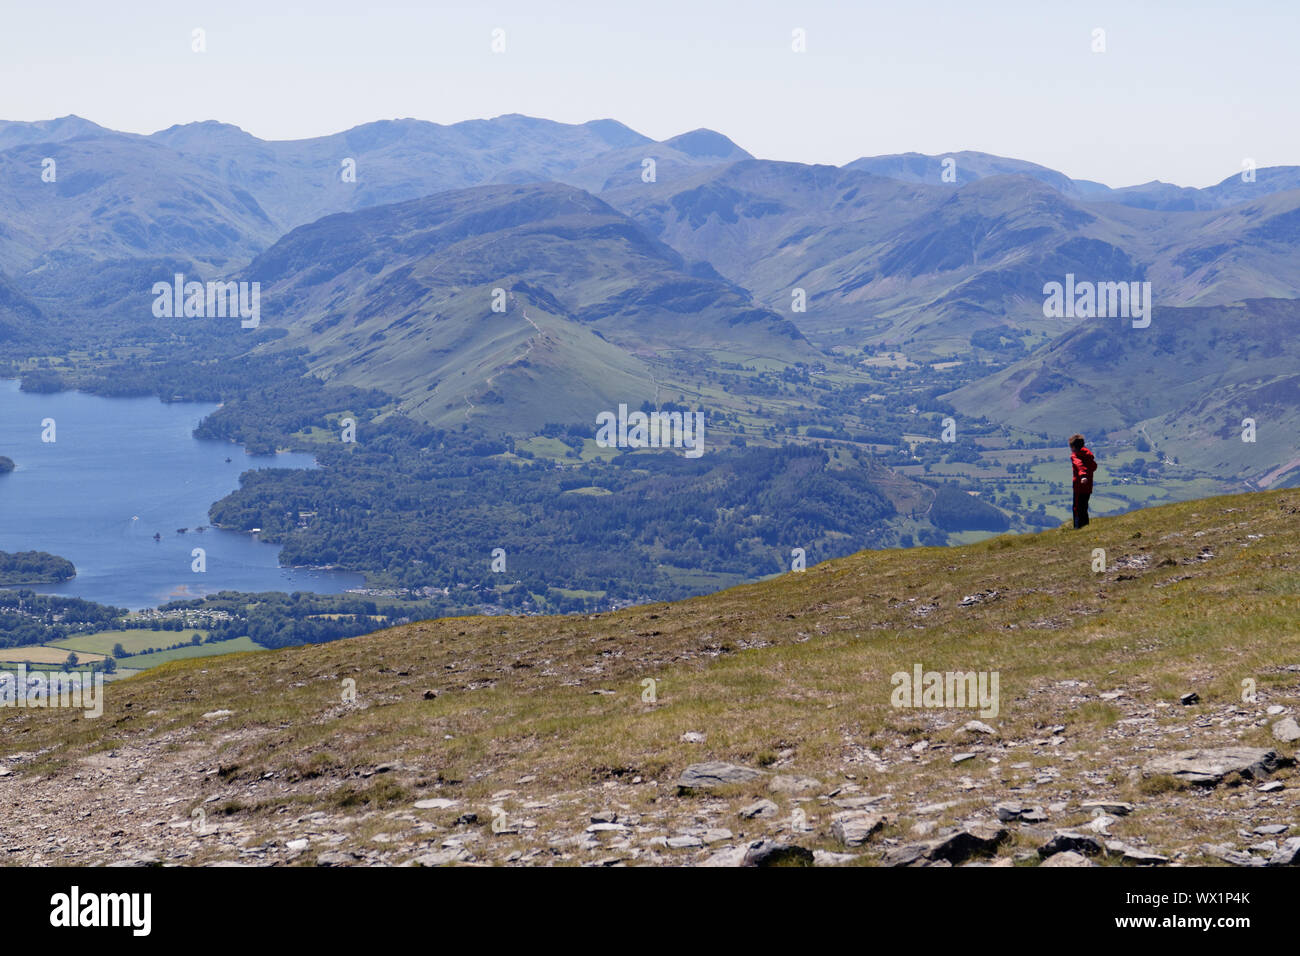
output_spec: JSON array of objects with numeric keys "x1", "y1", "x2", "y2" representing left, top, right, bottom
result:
[
  {"x1": 608, "y1": 158, "x2": 1300, "y2": 352},
  {"x1": 0, "y1": 114, "x2": 752, "y2": 318},
  {"x1": 244, "y1": 181, "x2": 814, "y2": 429},
  {"x1": 845, "y1": 149, "x2": 1300, "y2": 209},
  {"x1": 2, "y1": 112, "x2": 1298, "y2": 484},
  {"x1": 4, "y1": 112, "x2": 1299, "y2": 362}
]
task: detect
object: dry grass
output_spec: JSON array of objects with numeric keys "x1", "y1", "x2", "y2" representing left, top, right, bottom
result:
[{"x1": 3, "y1": 488, "x2": 1298, "y2": 865}]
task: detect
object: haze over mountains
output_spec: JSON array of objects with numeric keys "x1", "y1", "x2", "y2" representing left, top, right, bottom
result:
[
  {"x1": 2, "y1": 112, "x2": 1298, "y2": 489},
  {"x1": 4, "y1": 113, "x2": 1299, "y2": 341}
]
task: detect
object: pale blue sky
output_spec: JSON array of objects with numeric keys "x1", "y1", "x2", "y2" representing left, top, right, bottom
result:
[{"x1": 1, "y1": 0, "x2": 1295, "y2": 188}]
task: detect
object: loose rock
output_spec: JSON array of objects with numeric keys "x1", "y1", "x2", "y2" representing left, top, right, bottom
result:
[
  {"x1": 676, "y1": 761, "x2": 767, "y2": 791},
  {"x1": 831, "y1": 811, "x2": 885, "y2": 847},
  {"x1": 1142, "y1": 747, "x2": 1290, "y2": 786},
  {"x1": 1266, "y1": 838, "x2": 1300, "y2": 866},
  {"x1": 885, "y1": 823, "x2": 1008, "y2": 867},
  {"x1": 1039, "y1": 831, "x2": 1104, "y2": 857},
  {"x1": 414, "y1": 798, "x2": 459, "y2": 810},
  {"x1": 738, "y1": 799, "x2": 779, "y2": 819},
  {"x1": 1271, "y1": 717, "x2": 1300, "y2": 743},
  {"x1": 1080, "y1": 800, "x2": 1134, "y2": 815},
  {"x1": 768, "y1": 774, "x2": 821, "y2": 794}
]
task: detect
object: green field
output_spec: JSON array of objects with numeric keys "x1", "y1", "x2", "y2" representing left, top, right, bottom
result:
[
  {"x1": 549, "y1": 587, "x2": 607, "y2": 600},
  {"x1": 516, "y1": 436, "x2": 575, "y2": 460},
  {"x1": 114, "y1": 637, "x2": 264, "y2": 670},
  {"x1": 50, "y1": 629, "x2": 209, "y2": 657}
]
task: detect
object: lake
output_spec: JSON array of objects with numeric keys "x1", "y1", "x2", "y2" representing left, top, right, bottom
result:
[{"x1": 0, "y1": 379, "x2": 363, "y2": 609}]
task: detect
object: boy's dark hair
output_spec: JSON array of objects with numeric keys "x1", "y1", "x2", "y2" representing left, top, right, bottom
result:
[{"x1": 1069, "y1": 434, "x2": 1086, "y2": 450}]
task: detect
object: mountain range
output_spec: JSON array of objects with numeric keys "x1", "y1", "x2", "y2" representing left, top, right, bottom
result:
[
  {"x1": 3, "y1": 114, "x2": 1297, "y2": 353},
  {"x1": 2, "y1": 112, "x2": 1298, "y2": 487}
]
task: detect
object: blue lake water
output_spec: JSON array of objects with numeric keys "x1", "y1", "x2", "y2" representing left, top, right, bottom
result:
[{"x1": 0, "y1": 379, "x2": 363, "y2": 610}]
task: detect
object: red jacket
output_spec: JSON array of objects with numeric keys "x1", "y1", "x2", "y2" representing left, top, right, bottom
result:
[{"x1": 1071, "y1": 447, "x2": 1097, "y2": 489}]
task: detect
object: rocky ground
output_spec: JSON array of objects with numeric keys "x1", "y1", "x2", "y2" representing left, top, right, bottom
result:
[{"x1": 2, "y1": 694, "x2": 1296, "y2": 866}]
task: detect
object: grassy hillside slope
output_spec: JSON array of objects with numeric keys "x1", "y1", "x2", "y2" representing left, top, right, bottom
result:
[
  {"x1": 245, "y1": 181, "x2": 815, "y2": 429},
  {"x1": 947, "y1": 298, "x2": 1300, "y2": 484},
  {"x1": 2, "y1": 489, "x2": 1297, "y2": 866},
  {"x1": 611, "y1": 160, "x2": 1300, "y2": 354}
]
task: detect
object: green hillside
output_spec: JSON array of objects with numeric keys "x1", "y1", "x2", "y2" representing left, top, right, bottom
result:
[
  {"x1": 609, "y1": 160, "x2": 1300, "y2": 355},
  {"x1": 3, "y1": 488, "x2": 1296, "y2": 866},
  {"x1": 246, "y1": 181, "x2": 817, "y2": 429},
  {"x1": 948, "y1": 298, "x2": 1300, "y2": 484}
]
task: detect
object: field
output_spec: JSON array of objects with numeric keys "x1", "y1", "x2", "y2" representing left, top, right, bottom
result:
[
  {"x1": 49, "y1": 629, "x2": 208, "y2": 657},
  {"x1": 0, "y1": 630, "x2": 257, "y2": 673},
  {"x1": 113, "y1": 637, "x2": 264, "y2": 670},
  {"x1": 5, "y1": 632, "x2": 260, "y2": 674},
  {"x1": 0, "y1": 646, "x2": 105, "y2": 665}
]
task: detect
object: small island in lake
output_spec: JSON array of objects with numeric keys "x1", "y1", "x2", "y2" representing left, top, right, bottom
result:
[
  {"x1": 0, "y1": 456, "x2": 14, "y2": 474},
  {"x1": 0, "y1": 550, "x2": 76, "y2": 585}
]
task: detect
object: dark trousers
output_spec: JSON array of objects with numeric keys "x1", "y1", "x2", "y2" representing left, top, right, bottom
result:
[{"x1": 1073, "y1": 486, "x2": 1091, "y2": 528}]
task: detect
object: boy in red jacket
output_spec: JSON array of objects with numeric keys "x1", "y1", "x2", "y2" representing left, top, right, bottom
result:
[{"x1": 1069, "y1": 434, "x2": 1098, "y2": 528}]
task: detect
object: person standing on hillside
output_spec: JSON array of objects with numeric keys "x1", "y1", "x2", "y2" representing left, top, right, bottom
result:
[{"x1": 1069, "y1": 434, "x2": 1098, "y2": 529}]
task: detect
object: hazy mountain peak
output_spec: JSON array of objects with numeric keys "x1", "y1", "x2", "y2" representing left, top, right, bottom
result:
[
  {"x1": 150, "y1": 120, "x2": 261, "y2": 149},
  {"x1": 582, "y1": 118, "x2": 653, "y2": 148},
  {"x1": 662, "y1": 128, "x2": 751, "y2": 160},
  {"x1": 846, "y1": 150, "x2": 1080, "y2": 196},
  {"x1": 0, "y1": 114, "x2": 110, "y2": 150}
]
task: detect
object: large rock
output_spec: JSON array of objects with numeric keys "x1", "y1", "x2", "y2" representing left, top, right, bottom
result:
[
  {"x1": 1267, "y1": 838, "x2": 1300, "y2": 866},
  {"x1": 742, "y1": 840, "x2": 815, "y2": 867},
  {"x1": 1105, "y1": 841, "x2": 1168, "y2": 865},
  {"x1": 813, "y1": 850, "x2": 860, "y2": 866},
  {"x1": 676, "y1": 761, "x2": 767, "y2": 792},
  {"x1": 928, "y1": 823, "x2": 1008, "y2": 863},
  {"x1": 1080, "y1": 800, "x2": 1134, "y2": 816},
  {"x1": 831, "y1": 811, "x2": 885, "y2": 847},
  {"x1": 1272, "y1": 717, "x2": 1300, "y2": 743},
  {"x1": 738, "y1": 798, "x2": 779, "y2": 819},
  {"x1": 698, "y1": 845, "x2": 748, "y2": 867},
  {"x1": 315, "y1": 851, "x2": 359, "y2": 867},
  {"x1": 1142, "y1": 747, "x2": 1290, "y2": 785},
  {"x1": 413, "y1": 798, "x2": 459, "y2": 810},
  {"x1": 1039, "y1": 831, "x2": 1104, "y2": 857},
  {"x1": 995, "y1": 801, "x2": 1047, "y2": 823},
  {"x1": 768, "y1": 774, "x2": 821, "y2": 794},
  {"x1": 1202, "y1": 843, "x2": 1265, "y2": 867},
  {"x1": 883, "y1": 823, "x2": 1008, "y2": 866},
  {"x1": 409, "y1": 848, "x2": 471, "y2": 866},
  {"x1": 880, "y1": 843, "x2": 930, "y2": 867}
]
